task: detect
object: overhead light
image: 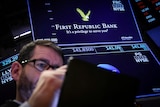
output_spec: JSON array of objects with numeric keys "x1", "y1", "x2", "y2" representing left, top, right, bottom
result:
[
  {"x1": 19, "y1": 30, "x2": 31, "y2": 37},
  {"x1": 14, "y1": 30, "x2": 31, "y2": 39}
]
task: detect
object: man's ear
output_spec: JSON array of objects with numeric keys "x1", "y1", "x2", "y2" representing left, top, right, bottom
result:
[{"x1": 11, "y1": 61, "x2": 22, "y2": 81}]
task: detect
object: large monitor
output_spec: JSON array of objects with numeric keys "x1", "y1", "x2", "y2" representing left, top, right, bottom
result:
[
  {"x1": 62, "y1": 43, "x2": 160, "y2": 99},
  {"x1": 27, "y1": 0, "x2": 143, "y2": 45},
  {"x1": 26, "y1": 0, "x2": 160, "y2": 99}
]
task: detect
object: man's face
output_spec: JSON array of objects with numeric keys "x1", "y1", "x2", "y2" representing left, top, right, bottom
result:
[{"x1": 17, "y1": 45, "x2": 63, "y2": 101}]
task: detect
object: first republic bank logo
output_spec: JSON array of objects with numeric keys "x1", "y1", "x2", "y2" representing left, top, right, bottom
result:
[
  {"x1": 76, "y1": 0, "x2": 125, "y2": 21},
  {"x1": 76, "y1": 8, "x2": 91, "y2": 21}
]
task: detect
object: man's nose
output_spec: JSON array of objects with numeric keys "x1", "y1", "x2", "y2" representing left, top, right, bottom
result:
[{"x1": 48, "y1": 67, "x2": 54, "y2": 70}]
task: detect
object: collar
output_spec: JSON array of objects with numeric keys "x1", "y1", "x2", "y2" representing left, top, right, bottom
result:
[{"x1": 13, "y1": 99, "x2": 22, "y2": 105}]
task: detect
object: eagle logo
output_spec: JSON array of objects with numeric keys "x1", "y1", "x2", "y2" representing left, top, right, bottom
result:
[{"x1": 76, "y1": 8, "x2": 91, "y2": 21}]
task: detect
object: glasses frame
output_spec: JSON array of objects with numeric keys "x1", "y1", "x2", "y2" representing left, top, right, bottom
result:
[{"x1": 21, "y1": 59, "x2": 60, "y2": 72}]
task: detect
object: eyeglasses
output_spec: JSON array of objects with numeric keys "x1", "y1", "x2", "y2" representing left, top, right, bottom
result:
[{"x1": 21, "y1": 59, "x2": 60, "y2": 72}]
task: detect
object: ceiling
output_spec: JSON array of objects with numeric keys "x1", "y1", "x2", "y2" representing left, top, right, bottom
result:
[
  {"x1": 0, "y1": 0, "x2": 32, "y2": 59},
  {"x1": 0, "y1": 0, "x2": 30, "y2": 35}
]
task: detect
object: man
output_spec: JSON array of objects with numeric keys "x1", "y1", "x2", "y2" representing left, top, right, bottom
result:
[{"x1": 0, "y1": 40, "x2": 67, "y2": 107}]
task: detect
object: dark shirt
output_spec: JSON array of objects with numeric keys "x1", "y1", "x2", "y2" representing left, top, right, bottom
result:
[{"x1": 0, "y1": 100, "x2": 20, "y2": 107}]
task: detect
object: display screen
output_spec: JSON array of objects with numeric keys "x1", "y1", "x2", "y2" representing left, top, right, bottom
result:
[
  {"x1": 26, "y1": 0, "x2": 160, "y2": 99},
  {"x1": 0, "y1": 54, "x2": 18, "y2": 85},
  {"x1": 0, "y1": 54, "x2": 18, "y2": 104},
  {"x1": 130, "y1": 0, "x2": 160, "y2": 63},
  {"x1": 27, "y1": 0, "x2": 143, "y2": 46},
  {"x1": 130, "y1": 0, "x2": 160, "y2": 30},
  {"x1": 62, "y1": 43, "x2": 160, "y2": 98},
  {"x1": 147, "y1": 26, "x2": 160, "y2": 48}
]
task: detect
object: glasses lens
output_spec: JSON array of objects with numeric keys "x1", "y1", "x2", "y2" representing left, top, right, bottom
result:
[{"x1": 34, "y1": 60, "x2": 49, "y2": 71}]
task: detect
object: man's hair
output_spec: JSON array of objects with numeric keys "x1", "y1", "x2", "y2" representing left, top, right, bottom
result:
[{"x1": 18, "y1": 40, "x2": 64, "y2": 64}]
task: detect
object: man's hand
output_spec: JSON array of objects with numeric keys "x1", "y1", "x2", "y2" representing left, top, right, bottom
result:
[{"x1": 28, "y1": 65, "x2": 67, "y2": 107}]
